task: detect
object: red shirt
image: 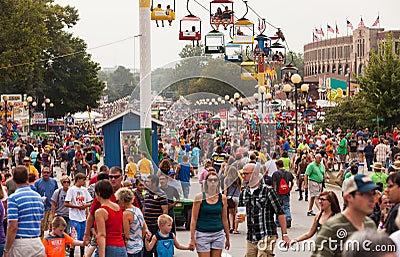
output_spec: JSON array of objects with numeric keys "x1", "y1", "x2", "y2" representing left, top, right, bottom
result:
[
  {"x1": 89, "y1": 175, "x2": 98, "y2": 186},
  {"x1": 90, "y1": 192, "x2": 140, "y2": 216},
  {"x1": 99, "y1": 205, "x2": 125, "y2": 247}
]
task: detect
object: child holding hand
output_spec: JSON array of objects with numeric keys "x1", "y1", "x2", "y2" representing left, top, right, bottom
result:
[{"x1": 145, "y1": 214, "x2": 193, "y2": 257}]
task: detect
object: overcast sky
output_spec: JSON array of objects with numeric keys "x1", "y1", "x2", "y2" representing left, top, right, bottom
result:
[{"x1": 55, "y1": 0, "x2": 399, "y2": 70}]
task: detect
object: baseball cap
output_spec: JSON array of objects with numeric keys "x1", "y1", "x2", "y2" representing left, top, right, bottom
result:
[
  {"x1": 343, "y1": 174, "x2": 379, "y2": 195},
  {"x1": 23, "y1": 156, "x2": 31, "y2": 162},
  {"x1": 168, "y1": 170, "x2": 176, "y2": 175}
]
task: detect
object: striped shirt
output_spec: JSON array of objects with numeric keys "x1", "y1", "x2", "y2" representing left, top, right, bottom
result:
[
  {"x1": 143, "y1": 188, "x2": 168, "y2": 226},
  {"x1": 7, "y1": 185, "x2": 44, "y2": 237}
]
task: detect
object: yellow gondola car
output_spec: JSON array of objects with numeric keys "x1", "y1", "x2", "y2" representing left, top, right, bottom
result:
[
  {"x1": 241, "y1": 61, "x2": 258, "y2": 80},
  {"x1": 151, "y1": 0, "x2": 176, "y2": 21},
  {"x1": 233, "y1": 19, "x2": 254, "y2": 44}
]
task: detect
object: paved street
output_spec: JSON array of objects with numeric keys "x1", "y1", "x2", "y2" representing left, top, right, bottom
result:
[
  {"x1": 173, "y1": 178, "x2": 343, "y2": 257},
  {"x1": 53, "y1": 165, "x2": 343, "y2": 257}
]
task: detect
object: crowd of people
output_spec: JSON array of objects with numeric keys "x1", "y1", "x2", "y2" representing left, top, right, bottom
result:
[{"x1": 1, "y1": 105, "x2": 400, "y2": 257}]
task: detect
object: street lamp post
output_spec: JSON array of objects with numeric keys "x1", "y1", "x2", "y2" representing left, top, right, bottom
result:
[
  {"x1": 265, "y1": 92, "x2": 272, "y2": 113},
  {"x1": 224, "y1": 95, "x2": 230, "y2": 129},
  {"x1": 42, "y1": 98, "x2": 51, "y2": 132},
  {"x1": 234, "y1": 92, "x2": 240, "y2": 132},
  {"x1": 9, "y1": 102, "x2": 14, "y2": 121},
  {"x1": 291, "y1": 74, "x2": 302, "y2": 149},
  {"x1": 2, "y1": 95, "x2": 9, "y2": 120},
  {"x1": 259, "y1": 85, "x2": 266, "y2": 114},
  {"x1": 26, "y1": 96, "x2": 33, "y2": 132}
]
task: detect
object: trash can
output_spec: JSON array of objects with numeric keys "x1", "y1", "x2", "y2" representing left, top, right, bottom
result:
[{"x1": 358, "y1": 162, "x2": 365, "y2": 174}]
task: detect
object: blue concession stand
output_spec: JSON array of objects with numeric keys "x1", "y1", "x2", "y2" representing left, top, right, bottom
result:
[{"x1": 97, "y1": 109, "x2": 164, "y2": 169}]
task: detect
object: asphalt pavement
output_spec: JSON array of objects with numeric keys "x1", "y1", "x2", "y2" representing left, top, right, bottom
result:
[
  {"x1": 173, "y1": 177, "x2": 343, "y2": 257},
  {"x1": 52, "y1": 164, "x2": 343, "y2": 257}
]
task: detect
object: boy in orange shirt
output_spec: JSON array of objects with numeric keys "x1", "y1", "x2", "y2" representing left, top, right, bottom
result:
[{"x1": 42, "y1": 216, "x2": 85, "y2": 257}]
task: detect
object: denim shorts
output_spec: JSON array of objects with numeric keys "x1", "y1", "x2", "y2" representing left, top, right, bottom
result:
[
  {"x1": 95, "y1": 245, "x2": 127, "y2": 257},
  {"x1": 195, "y1": 230, "x2": 225, "y2": 252}
]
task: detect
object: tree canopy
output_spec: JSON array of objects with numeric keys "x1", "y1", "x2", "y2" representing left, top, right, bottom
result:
[
  {"x1": 320, "y1": 34, "x2": 400, "y2": 131},
  {"x1": 0, "y1": 0, "x2": 104, "y2": 117}
]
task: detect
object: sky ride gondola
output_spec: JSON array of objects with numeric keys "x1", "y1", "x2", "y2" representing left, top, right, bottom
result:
[
  {"x1": 204, "y1": 30, "x2": 225, "y2": 54},
  {"x1": 240, "y1": 61, "x2": 257, "y2": 80},
  {"x1": 224, "y1": 42, "x2": 243, "y2": 62},
  {"x1": 151, "y1": 0, "x2": 176, "y2": 21},
  {"x1": 232, "y1": 1, "x2": 254, "y2": 44},
  {"x1": 209, "y1": 0, "x2": 234, "y2": 31},
  {"x1": 179, "y1": 0, "x2": 201, "y2": 45}
]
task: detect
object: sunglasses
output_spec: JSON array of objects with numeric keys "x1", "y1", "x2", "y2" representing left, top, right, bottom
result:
[
  {"x1": 207, "y1": 178, "x2": 218, "y2": 183},
  {"x1": 109, "y1": 175, "x2": 121, "y2": 179},
  {"x1": 62, "y1": 181, "x2": 71, "y2": 184},
  {"x1": 42, "y1": 172, "x2": 51, "y2": 174}
]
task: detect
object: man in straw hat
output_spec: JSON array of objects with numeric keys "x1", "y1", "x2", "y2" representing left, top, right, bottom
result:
[
  {"x1": 389, "y1": 160, "x2": 400, "y2": 173},
  {"x1": 370, "y1": 162, "x2": 389, "y2": 190}
]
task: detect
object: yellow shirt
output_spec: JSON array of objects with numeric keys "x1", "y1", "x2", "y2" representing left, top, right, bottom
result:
[
  {"x1": 27, "y1": 165, "x2": 39, "y2": 178},
  {"x1": 126, "y1": 162, "x2": 137, "y2": 178},
  {"x1": 139, "y1": 158, "x2": 151, "y2": 175}
]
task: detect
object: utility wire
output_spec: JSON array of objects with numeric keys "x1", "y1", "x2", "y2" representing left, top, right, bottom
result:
[{"x1": 0, "y1": 35, "x2": 136, "y2": 70}]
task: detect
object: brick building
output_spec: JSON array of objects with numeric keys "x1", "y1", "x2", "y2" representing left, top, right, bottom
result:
[{"x1": 303, "y1": 27, "x2": 400, "y2": 94}]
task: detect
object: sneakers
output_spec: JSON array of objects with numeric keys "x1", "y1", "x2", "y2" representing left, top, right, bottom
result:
[
  {"x1": 307, "y1": 210, "x2": 316, "y2": 216},
  {"x1": 287, "y1": 220, "x2": 292, "y2": 228},
  {"x1": 305, "y1": 197, "x2": 308, "y2": 202},
  {"x1": 298, "y1": 197, "x2": 303, "y2": 201}
]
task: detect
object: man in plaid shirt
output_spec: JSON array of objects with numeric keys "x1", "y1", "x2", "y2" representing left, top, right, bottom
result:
[
  {"x1": 238, "y1": 163, "x2": 291, "y2": 257},
  {"x1": 374, "y1": 138, "x2": 388, "y2": 164}
]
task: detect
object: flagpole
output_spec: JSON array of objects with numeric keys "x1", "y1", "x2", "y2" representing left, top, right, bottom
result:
[{"x1": 378, "y1": 12, "x2": 380, "y2": 29}]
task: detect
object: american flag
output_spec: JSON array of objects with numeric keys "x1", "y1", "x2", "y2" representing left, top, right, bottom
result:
[
  {"x1": 372, "y1": 16, "x2": 380, "y2": 27},
  {"x1": 358, "y1": 18, "x2": 365, "y2": 28},
  {"x1": 336, "y1": 24, "x2": 339, "y2": 34},
  {"x1": 346, "y1": 19, "x2": 353, "y2": 30},
  {"x1": 313, "y1": 32, "x2": 319, "y2": 42},
  {"x1": 320, "y1": 27, "x2": 325, "y2": 37},
  {"x1": 327, "y1": 24, "x2": 334, "y2": 33}
]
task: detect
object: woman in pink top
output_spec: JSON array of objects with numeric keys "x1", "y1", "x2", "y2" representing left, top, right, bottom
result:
[{"x1": 199, "y1": 160, "x2": 213, "y2": 189}]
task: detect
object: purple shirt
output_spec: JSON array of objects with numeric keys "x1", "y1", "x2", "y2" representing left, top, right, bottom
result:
[{"x1": 0, "y1": 202, "x2": 5, "y2": 243}]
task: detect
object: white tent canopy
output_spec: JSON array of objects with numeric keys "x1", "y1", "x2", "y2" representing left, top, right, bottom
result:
[{"x1": 72, "y1": 111, "x2": 103, "y2": 120}]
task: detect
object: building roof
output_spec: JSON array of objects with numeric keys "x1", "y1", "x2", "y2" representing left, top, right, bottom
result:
[{"x1": 96, "y1": 109, "x2": 164, "y2": 128}]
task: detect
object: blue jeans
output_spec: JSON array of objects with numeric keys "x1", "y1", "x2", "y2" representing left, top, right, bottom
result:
[
  {"x1": 277, "y1": 194, "x2": 292, "y2": 222},
  {"x1": 95, "y1": 245, "x2": 127, "y2": 257},
  {"x1": 181, "y1": 181, "x2": 190, "y2": 199},
  {"x1": 128, "y1": 251, "x2": 143, "y2": 257},
  {"x1": 0, "y1": 243, "x2": 4, "y2": 257}
]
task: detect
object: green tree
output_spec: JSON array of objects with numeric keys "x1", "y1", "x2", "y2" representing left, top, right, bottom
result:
[
  {"x1": 0, "y1": 0, "x2": 104, "y2": 117},
  {"x1": 357, "y1": 34, "x2": 400, "y2": 128}
]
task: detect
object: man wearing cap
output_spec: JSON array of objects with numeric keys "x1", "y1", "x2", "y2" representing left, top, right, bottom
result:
[
  {"x1": 370, "y1": 162, "x2": 389, "y2": 189},
  {"x1": 312, "y1": 174, "x2": 378, "y2": 257},
  {"x1": 23, "y1": 156, "x2": 39, "y2": 180}
]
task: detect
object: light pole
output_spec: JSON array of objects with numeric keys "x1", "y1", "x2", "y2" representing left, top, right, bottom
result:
[
  {"x1": 291, "y1": 73, "x2": 302, "y2": 149},
  {"x1": 234, "y1": 92, "x2": 240, "y2": 132},
  {"x1": 9, "y1": 102, "x2": 14, "y2": 121},
  {"x1": 42, "y1": 98, "x2": 51, "y2": 132},
  {"x1": 265, "y1": 92, "x2": 272, "y2": 113},
  {"x1": 2, "y1": 95, "x2": 9, "y2": 120},
  {"x1": 259, "y1": 85, "x2": 266, "y2": 114},
  {"x1": 253, "y1": 92, "x2": 259, "y2": 112},
  {"x1": 224, "y1": 95, "x2": 230, "y2": 129},
  {"x1": 26, "y1": 96, "x2": 33, "y2": 132}
]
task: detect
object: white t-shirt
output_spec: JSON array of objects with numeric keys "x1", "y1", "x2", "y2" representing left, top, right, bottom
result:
[
  {"x1": 65, "y1": 185, "x2": 92, "y2": 222},
  {"x1": 265, "y1": 159, "x2": 278, "y2": 177}
]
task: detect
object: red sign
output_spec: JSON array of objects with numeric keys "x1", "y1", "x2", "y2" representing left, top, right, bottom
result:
[{"x1": 220, "y1": 109, "x2": 227, "y2": 119}]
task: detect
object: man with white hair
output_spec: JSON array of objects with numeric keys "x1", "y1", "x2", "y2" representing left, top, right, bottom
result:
[
  {"x1": 237, "y1": 163, "x2": 290, "y2": 257},
  {"x1": 304, "y1": 154, "x2": 325, "y2": 216}
]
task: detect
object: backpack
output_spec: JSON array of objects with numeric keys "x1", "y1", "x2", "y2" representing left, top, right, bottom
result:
[{"x1": 278, "y1": 172, "x2": 290, "y2": 195}]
